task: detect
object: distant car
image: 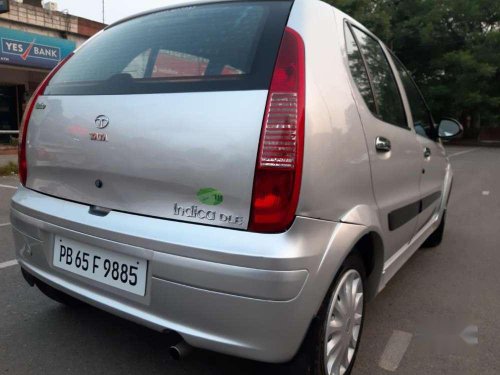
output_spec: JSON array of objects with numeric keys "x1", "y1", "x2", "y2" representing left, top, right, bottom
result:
[{"x1": 11, "y1": 0, "x2": 462, "y2": 374}]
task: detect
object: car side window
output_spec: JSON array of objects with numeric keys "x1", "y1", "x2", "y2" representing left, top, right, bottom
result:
[
  {"x1": 349, "y1": 26, "x2": 408, "y2": 129},
  {"x1": 392, "y1": 56, "x2": 436, "y2": 139},
  {"x1": 344, "y1": 25, "x2": 377, "y2": 114}
]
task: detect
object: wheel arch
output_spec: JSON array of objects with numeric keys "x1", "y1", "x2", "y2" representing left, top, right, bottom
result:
[
  {"x1": 349, "y1": 231, "x2": 384, "y2": 302},
  {"x1": 292, "y1": 227, "x2": 386, "y2": 370},
  {"x1": 312, "y1": 223, "x2": 386, "y2": 319}
]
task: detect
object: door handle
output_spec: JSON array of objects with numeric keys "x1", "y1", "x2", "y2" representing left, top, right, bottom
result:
[
  {"x1": 424, "y1": 147, "x2": 431, "y2": 158},
  {"x1": 375, "y1": 137, "x2": 391, "y2": 152}
]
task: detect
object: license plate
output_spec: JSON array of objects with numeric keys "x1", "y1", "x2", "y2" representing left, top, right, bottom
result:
[{"x1": 53, "y1": 236, "x2": 148, "y2": 296}]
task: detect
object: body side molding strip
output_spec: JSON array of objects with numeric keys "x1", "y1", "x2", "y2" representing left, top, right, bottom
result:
[{"x1": 388, "y1": 191, "x2": 441, "y2": 231}]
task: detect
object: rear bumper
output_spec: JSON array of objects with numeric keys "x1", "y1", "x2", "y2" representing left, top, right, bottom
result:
[{"x1": 11, "y1": 187, "x2": 353, "y2": 363}]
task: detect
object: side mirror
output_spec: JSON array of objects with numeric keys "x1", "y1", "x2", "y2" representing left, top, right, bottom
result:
[{"x1": 438, "y1": 118, "x2": 463, "y2": 139}]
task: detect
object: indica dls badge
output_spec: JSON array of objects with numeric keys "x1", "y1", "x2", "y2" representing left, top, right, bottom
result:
[{"x1": 197, "y1": 188, "x2": 223, "y2": 206}]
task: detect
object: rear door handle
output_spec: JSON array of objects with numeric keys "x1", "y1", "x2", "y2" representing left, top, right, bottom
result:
[
  {"x1": 424, "y1": 147, "x2": 431, "y2": 158},
  {"x1": 375, "y1": 137, "x2": 391, "y2": 152}
]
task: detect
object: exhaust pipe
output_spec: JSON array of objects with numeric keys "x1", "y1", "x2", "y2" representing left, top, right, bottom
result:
[{"x1": 169, "y1": 340, "x2": 193, "y2": 360}]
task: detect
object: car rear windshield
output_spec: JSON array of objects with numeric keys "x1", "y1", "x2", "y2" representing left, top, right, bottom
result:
[{"x1": 45, "y1": 1, "x2": 292, "y2": 96}]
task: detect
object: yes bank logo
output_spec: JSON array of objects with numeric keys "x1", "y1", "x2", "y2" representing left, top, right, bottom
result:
[{"x1": 1, "y1": 38, "x2": 60, "y2": 61}]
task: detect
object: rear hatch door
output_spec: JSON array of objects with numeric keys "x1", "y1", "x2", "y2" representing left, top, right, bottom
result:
[{"x1": 26, "y1": 1, "x2": 292, "y2": 230}]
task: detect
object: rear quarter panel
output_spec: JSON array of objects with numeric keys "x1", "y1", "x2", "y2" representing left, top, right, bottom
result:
[{"x1": 288, "y1": 0, "x2": 377, "y2": 223}]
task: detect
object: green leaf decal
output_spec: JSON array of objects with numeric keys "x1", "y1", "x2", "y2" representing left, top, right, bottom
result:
[{"x1": 197, "y1": 188, "x2": 224, "y2": 206}]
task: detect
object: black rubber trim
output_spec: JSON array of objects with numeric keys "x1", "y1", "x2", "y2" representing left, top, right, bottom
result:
[
  {"x1": 388, "y1": 191, "x2": 442, "y2": 231},
  {"x1": 421, "y1": 191, "x2": 442, "y2": 212},
  {"x1": 21, "y1": 267, "x2": 36, "y2": 287},
  {"x1": 388, "y1": 201, "x2": 421, "y2": 231}
]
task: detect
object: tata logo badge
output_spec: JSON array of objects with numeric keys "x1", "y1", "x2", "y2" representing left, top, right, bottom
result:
[{"x1": 95, "y1": 115, "x2": 110, "y2": 129}]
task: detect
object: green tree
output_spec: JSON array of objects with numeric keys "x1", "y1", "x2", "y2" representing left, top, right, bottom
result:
[{"x1": 328, "y1": 0, "x2": 500, "y2": 133}]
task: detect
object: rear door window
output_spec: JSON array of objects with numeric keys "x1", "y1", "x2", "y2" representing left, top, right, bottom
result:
[
  {"x1": 344, "y1": 24, "x2": 377, "y2": 113},
  {"x1": 350, "y1": 27, "x2": 408, "y2": 129},
  {"x1": 46, "y1": 1, "x2": 292, "y2": 95},
  {"x1": 392, "y1": 56, "x2": 436, "y2": 139}
]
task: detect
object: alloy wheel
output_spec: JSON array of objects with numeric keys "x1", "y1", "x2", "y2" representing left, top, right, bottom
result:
[{"x1": 323, "y1": 269, "x2": 364, "y2": 375}]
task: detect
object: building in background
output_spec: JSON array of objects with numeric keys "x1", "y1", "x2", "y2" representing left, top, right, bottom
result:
[{"x1": 0, "y1": 0, "x2": 105, "y2": 144}]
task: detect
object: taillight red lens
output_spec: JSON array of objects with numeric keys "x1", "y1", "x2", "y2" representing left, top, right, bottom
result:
[
  {"x1": 18, "y1": 53, "x2": 73, "y2": 186},
  {"x1": 249, "y1": 27, "x2": 305, "y2": 233}
]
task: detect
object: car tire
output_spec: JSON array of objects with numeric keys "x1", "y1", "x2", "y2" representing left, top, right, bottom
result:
[
  {"x1": 289, "y1": 254, "x2": 366, "y2": 375},
  {"x1": 36, "y1": 280, "x2": 84, "y2": 307},
  {"x1": 422, "y1": 210, "x2": 446, "y2": 248}
]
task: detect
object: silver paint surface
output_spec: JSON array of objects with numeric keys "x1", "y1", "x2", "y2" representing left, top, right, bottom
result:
[{"x1": 26, "y1": 91, "x2": 268, "y2": 229}]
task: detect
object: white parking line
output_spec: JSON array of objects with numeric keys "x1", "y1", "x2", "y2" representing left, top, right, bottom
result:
[
  {"x1": 448, "y1": 148, "x2": 478, "y2": 158},
  {"x1": 0, "y1": 223, "x2": 11, "y2": 228},
  {"x1": 0, "y1": 183, "x2": 17, "y2": 190},
  {"x1": 0, "y1": 260, "x2": 18, "y2": 270},
  {"x1": 378, "y1": 330, "x2": 413, "y2": 372}
]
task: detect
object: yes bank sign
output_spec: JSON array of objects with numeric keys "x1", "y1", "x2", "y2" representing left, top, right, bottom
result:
[
  {"x1": 2, "y1": 39, "x2": 61, "y2": 60},
  {"x1": 0, "y1": 27, "x2": 75, "y2": 69}
]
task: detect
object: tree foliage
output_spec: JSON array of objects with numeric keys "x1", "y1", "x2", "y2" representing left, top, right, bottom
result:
[{"x1": 329, "y1": 0, "x2": 500, "y2": 131}]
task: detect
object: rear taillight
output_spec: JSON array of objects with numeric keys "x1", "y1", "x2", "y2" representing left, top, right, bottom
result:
[
  {"x1": 19, "y1": 53, "x2": 73, "y2": 186},
  {"x1": 249, "y1": 27, "x2": 305, "y2": 233}
]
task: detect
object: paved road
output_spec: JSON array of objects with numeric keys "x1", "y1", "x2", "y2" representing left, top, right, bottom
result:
[{"x1": 0, "y1": 146, "x2": 499, "y2": 374}]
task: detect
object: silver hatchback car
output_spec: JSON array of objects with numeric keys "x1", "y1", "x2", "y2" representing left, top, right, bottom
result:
[{"x1": 11, "y1": 0, "x2": 462, "y2": 374}]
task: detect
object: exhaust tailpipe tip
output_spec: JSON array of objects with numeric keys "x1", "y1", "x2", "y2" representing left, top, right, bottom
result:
[{"x1": 169, "y1": 340, "x2": 192, "y2": 360}]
